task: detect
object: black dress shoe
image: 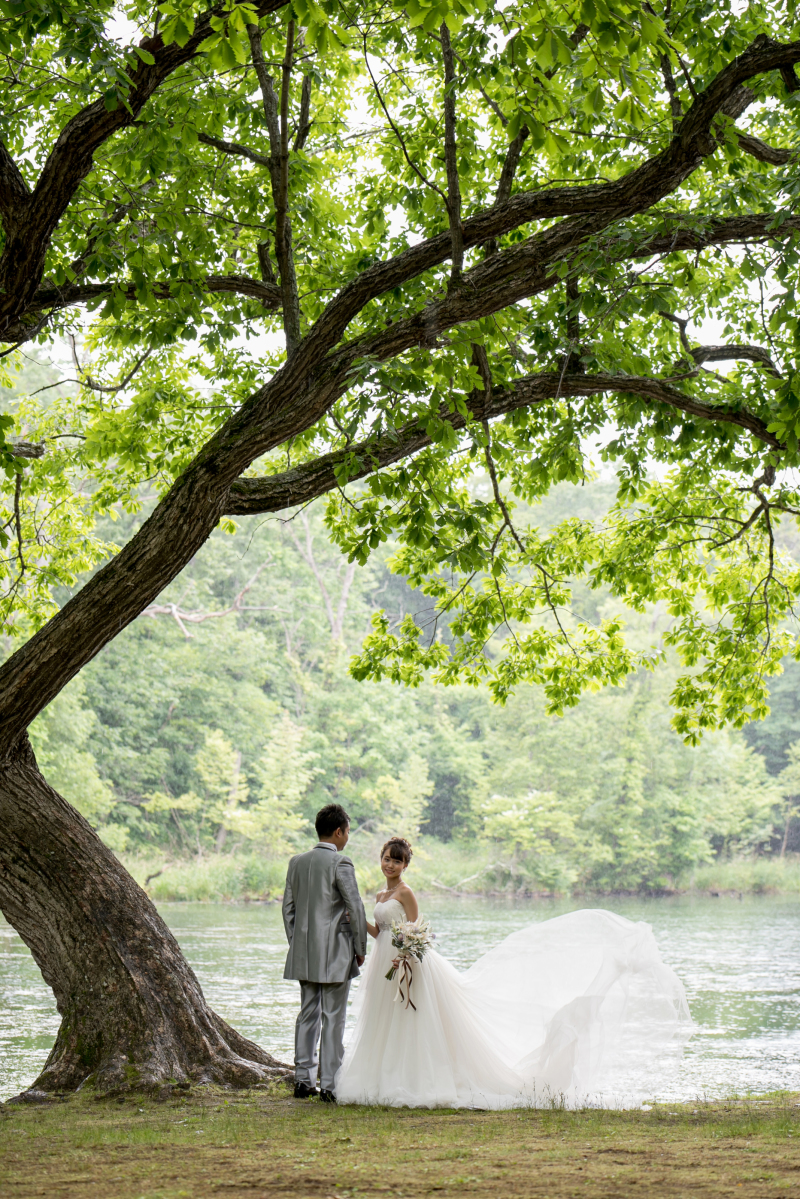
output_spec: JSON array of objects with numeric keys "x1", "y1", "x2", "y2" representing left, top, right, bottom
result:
[
  {"x1": 294, "y1": 1081, "x2": 318, "y2": 1099},
  {"x1": 319, "y1": 1089, "x2": 337, "y2": 1104}
]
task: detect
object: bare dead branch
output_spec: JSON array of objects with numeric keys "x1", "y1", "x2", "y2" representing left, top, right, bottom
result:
[{"x1": 141, "y1": 560, "x2": 273, "y2": 638}]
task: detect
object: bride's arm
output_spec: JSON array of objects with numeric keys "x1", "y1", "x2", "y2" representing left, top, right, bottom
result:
[
  {"x1": 366, "y1": 920, "x2": 378, "y2": 938},
  {"x1": 398, "y1": 886, "x2": 419, "y2": 923}
]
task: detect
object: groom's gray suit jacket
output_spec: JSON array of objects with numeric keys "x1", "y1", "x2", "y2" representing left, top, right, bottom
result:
[{"x1": 282, "y1": 843, "x2": 367, "y2": 983}]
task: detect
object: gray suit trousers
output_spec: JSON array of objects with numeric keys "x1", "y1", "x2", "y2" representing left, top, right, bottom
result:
[{"x1": 294, "y1": 978, "x2": 351, "y2": 1091}]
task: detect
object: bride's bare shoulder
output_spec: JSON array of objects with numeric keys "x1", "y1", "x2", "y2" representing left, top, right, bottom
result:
[{"x1": 396, "y1": 881, "x2": 418, "y2": 918}]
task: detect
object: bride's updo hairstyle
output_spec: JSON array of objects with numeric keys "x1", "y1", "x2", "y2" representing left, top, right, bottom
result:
[{"x1": 381, "y1": 837, "x2": 413, "y2": 868}]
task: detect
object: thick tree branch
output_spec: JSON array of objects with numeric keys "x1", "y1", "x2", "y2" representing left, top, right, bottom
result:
[
  {"x1": 6, "y1": 274, "x2": 282, "y2": 340},
  {"x1": 224, "y1": 369, "x2": 781, "y2": 516},
  {"x1": 0, "y1": 139, "x2": 30, "y2": 227},
  {"x1": 301, "y1": 36, "x2": 800, "y2": 361},
  {"x1": 470, "y1": 342, "x2": 493, "y2": 417},
  {"x1": 781, "y1": 64, "x2": 800, "y2": 92},
  {"x1": 659, "y1": 311, "x2": 782, "y2": 374},
  {"x1": 642, "y1": 212, "x2": 800, "y2": 256},
  {"x1": 8, "y1": 442, "x2": 44, "y2": 460},
  {"x1": 690, "y1": 343, "x2": 782, "y2": 375},
  {"x1": 247, "y1": 24, "x2": 281, "y2": 171},
  {"x1": 736, "y1": 130, "x2": 797, "y2": 164},
  {"x1": 494, "y1": 126, "x2": 530, "y2": 208},
  {"x1": 483, "y1": 125, "x2": 530, "y2": 256},
  {"x1": 257, "y1": 241, "x2": 277, "y2": 286}
]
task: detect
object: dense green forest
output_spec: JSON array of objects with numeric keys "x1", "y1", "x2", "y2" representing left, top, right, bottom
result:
[{"x1": 9, "y1": 352, "x2": 798, "y2": 899}]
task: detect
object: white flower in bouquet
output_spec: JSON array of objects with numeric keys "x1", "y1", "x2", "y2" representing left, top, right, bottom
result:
[{"x1": 385, "y1": 918, "x2": 435, "y2": 1009}]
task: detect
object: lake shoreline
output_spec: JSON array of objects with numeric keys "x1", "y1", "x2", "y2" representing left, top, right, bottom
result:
[{"x1": 120, "y1": 850, "x2": 800, "y2": 903}]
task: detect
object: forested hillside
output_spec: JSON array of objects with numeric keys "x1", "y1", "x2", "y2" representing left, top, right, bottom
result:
[{"x1": 11, "y1": 347, "x2": 798, "y2": 896}]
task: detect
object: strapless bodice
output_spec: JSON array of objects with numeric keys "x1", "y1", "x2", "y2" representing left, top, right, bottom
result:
[{"x1": 373, "y1": 897, "x2": 406, "y2": 931}]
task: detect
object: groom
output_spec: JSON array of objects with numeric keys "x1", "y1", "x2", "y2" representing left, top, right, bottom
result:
[{"x1": 282, "y1": 803, "x2": 367, "y2": 1103}]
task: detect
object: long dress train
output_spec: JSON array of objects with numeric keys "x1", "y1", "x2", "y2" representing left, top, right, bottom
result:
[{"x1": 334, "y1": 898, "x2": 692, "y2": 1108}]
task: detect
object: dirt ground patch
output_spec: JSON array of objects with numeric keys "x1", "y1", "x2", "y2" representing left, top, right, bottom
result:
[{"x1": 1, "y1": 1088, "x2": 799, "y2": 1198}]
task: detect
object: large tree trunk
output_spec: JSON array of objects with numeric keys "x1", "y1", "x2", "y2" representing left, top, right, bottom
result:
[{"x1": 0, "y1": 736, "x2": 290, "y2": 1096}]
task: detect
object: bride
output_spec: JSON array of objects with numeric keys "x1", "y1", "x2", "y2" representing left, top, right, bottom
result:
[{"x1": 335, "y1": 837, "x2": 693, "y2": 1108}]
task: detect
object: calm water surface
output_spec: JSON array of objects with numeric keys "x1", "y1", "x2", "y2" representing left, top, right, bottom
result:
[{"x1": 2, "y1": 895, "x2": 799, "y2": 1102}]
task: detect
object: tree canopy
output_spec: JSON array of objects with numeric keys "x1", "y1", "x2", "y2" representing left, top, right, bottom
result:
[
  {"x1": 26, "y1": 488, "x2": 786, "y2": 895},
  {"x1": 3, "y1": 0, "x2": 800, "y2": 743}
]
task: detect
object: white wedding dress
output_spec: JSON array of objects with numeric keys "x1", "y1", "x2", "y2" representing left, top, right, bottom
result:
[{"x1": 334, "y1": 898, "x2": 693, "y2": 1108}]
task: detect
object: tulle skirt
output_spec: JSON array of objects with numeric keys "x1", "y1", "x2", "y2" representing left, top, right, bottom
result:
[{"x1": 334, "y1": 908, "x2": 693, "y2": 1109}]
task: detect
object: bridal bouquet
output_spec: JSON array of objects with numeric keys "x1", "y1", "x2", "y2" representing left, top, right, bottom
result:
[{"x1": 385, "y1": 917, "x2": 435, "y2": 1010}]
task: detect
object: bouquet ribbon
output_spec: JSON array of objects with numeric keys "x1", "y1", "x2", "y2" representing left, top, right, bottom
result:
[{"x1": 391, "y1": 956, "x2": 417, "y2": 1011}]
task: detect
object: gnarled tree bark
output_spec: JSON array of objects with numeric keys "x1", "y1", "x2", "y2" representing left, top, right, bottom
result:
[{"x1": 0, "y1": 735, "x2": 289, "y2": 1095}]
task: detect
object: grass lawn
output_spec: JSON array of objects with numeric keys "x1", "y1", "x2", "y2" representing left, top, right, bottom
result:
[{"x1": 1, "y1": 1088, "x2": 799, "y2": 1198}]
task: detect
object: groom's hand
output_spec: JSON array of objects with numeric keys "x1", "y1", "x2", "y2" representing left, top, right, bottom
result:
[{"x1": 356, "y1": 955, "x2": 365, "y2": 967}]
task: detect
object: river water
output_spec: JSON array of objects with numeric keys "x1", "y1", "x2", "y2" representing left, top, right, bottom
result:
[{"x1": 2, "y1": 895, "x2": 798, "y2": 1103}]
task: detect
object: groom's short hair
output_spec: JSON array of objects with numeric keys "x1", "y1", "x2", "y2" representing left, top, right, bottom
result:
[{"x1": 315, "y1": 804, "x2": 350, "y2": 838}]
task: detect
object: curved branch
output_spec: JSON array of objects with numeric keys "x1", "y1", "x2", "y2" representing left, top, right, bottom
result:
[
  {"x1": 224, "y1": 371, "x2": 781, "y2": 515},
  {"x1": 690, "y1": 343, "x2": 781, "y2": 374},
  {"x1": 737, "y1": 131, "x2": 797, "y2": 164},
  {"x1": 659, "y1": 313, "x2": 783, "y2": 375},
  {"x1": 8, "y1": 274, "x2": 282, "y2": 339},
  {"x1": 0, "y1": 0, "x2": 290, "y2": 328},
  {"x1": 197, "y1": 131, "x2": 272, "y2": 168},
  {"x1": 291, "y1": 35, "x2": 800, "y2": 360}
]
